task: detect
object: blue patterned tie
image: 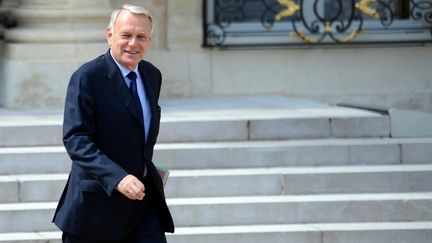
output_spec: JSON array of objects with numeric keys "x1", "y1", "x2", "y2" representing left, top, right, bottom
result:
[{"x1": 127, "y1": 71, "x2": 143, "y2": 123}]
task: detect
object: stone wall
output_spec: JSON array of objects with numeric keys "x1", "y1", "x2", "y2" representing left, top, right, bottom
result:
[
  {"x1": 149, "y1": 0, "x2": 432, "y2": 112},
  {"x1": 1, "y1": 0, "x2": 431, "y2": 111},
  {"x1": 0, "y1": 0, "x2": 111, "y2": 109}
]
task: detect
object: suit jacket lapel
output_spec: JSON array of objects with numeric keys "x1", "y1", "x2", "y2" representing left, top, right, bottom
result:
[
  {"x1": 103, "y1": 51, "x2": 144, "y2": 127},
  {"x1": 138, "y1": 63, "x2": 158, "y2": 145}
]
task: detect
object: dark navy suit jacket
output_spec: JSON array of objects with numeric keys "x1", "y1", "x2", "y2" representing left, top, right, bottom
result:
[{"x1": 52, "y1": 50, "x2": 174, "y2": 240}]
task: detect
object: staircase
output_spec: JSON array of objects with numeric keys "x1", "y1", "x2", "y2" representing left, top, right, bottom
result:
[{"x1": 0, "y1": 96, "x2": 431, "y2": 243}]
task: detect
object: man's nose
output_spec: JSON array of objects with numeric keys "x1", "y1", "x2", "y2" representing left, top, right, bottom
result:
[{"x1": 128, "y1": 37, "x2": 136, "y2": 46}]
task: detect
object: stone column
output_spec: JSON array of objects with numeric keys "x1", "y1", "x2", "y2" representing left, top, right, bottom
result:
[{"x1": 0, "y1": 0, "x2": 113, "y2": 109}]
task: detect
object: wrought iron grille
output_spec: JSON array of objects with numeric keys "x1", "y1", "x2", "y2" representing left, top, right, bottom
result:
[
  {"x1": 203, "y1": 0, "x2": 432, "y2": 47},
  {"x1": 0, "y1": 0, "x2": 17, "y2": 30}
]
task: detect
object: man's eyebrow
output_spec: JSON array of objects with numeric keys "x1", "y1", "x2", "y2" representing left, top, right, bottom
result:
[{"x1": 119, "y1": 31, "x2": 148, "y2": 35}]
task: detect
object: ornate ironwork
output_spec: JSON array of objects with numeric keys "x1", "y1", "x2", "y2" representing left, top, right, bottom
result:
[
  {"x1": 205, "y1": 0, "x2": 288, "y2": 45},
  {"x1": 411, "y1": 0, "x2": 432, "y2": 24},
  {"x1": 356, "y1": 0, "x2": 380, "y2": 19},
  {"x1": 281, "y1": 0, "x2": 395, "y2": 44},
  {"x1": 204, "y1": 0, "x2": 432, "y2": 47},
  {"x1": 275, "y1": 0, "x2": 300, "y2": 20},
  {"x1": 0, "y1": 0, "x2": 17, "y2": 30},
  {"x1": 0, "y1": 11, "x2": 17, "y2": 28}
]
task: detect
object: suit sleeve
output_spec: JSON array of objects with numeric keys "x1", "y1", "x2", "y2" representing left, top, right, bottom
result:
[
  {"x1": 156, "y1": 68, "x2": 162, "y2": 99},
  {"x1": 62, "y1": 71, "x2": 128, "y2": 197}
]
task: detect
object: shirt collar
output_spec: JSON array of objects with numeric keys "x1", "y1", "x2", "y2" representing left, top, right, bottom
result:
[{"x1": 110, "y1": 50, "x2": 139, "y2": 78}]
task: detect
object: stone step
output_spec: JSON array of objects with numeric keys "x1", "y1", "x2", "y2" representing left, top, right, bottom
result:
[
  {"x1": 0, "y1": 193, "x2": 431, "y2": 232},
  {"x1": 168, "y1": 193, "x2": 432, "y2": 227},
  {"x1": 169, "y1": 222, "x2": 432, "y2": 243},
  {"x1": 1, "y1": 222, "x2": 432, "y2": 243},
  {"x1": 166, "y1": 164, "x2": 432, "y2": 198},
  {"x1": 0, "y1": 146, "x2": 69, "y2": 175},
  {"x1": 0, "y1": 114, "x2": 390, "y2": 146},
  {"x1": 154, "y1": 138, "x2": 432, "y2": 169},
  {"x1": 0, "y1": 123, "x2": 62, "y2": 147},
  {"x1": 0, "y1": 138, "x2": 431, "y2": 175},
  {"x1": 0, "y1": 202, "x2": 56, "y2": 233},
  {"x1": 0, "y1": 174, "x2": 66, "y2": 203},
  {"x1": 0, "y1": 110, "x2": 62, "y2": 148},
  {"x1": 2, "y1": 164, "x2": 432, "y2": 203},
  {"x1": 0, "y1": 97, "x2": 390, "y2": 146}
]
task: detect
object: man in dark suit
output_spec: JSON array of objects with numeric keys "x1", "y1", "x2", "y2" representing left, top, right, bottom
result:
[{"x1": 52, "y1": 4, "x2": 174, "y2": 243}]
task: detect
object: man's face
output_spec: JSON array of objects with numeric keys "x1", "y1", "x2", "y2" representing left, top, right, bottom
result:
[{"x1": 106, "y1": 11, "x2": 152, "y2": 70}]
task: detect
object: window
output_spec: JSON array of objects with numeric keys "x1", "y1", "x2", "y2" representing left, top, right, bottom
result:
[{"x1": 203, "y1": 0, "x2": 432, "y2": 47}]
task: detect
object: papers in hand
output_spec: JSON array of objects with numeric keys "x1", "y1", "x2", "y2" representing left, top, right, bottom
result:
[{"x1": 156, "y1": 165, "x2": 170, "y2": 188}]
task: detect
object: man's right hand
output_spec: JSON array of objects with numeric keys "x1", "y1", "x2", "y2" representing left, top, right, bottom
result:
[{"x1": 116, "y1": 174, "x2": 145, "y2": 200}]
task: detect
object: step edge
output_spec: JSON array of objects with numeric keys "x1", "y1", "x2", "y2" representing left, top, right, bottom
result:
[{"x1": 1, "y1": 221, "x2": 432, "y2": 240}]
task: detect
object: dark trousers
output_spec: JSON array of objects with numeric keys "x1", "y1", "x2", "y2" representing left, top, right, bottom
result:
[{"x1": 62, "y1": 177, "x2": 167, "y2": 243}]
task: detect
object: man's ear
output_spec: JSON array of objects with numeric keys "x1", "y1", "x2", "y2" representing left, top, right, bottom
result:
[{"x1": 106, "y1": 28, "x2": 113, "y2": 45}]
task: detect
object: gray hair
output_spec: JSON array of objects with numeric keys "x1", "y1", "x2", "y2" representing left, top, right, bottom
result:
[{"x1": 108, "y1": 4, "x2": 154, "y2": 36}]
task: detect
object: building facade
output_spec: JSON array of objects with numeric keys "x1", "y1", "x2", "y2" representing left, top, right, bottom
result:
[{"x1": 1, "y1": 0, "x2": 431, "y2": 112}]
